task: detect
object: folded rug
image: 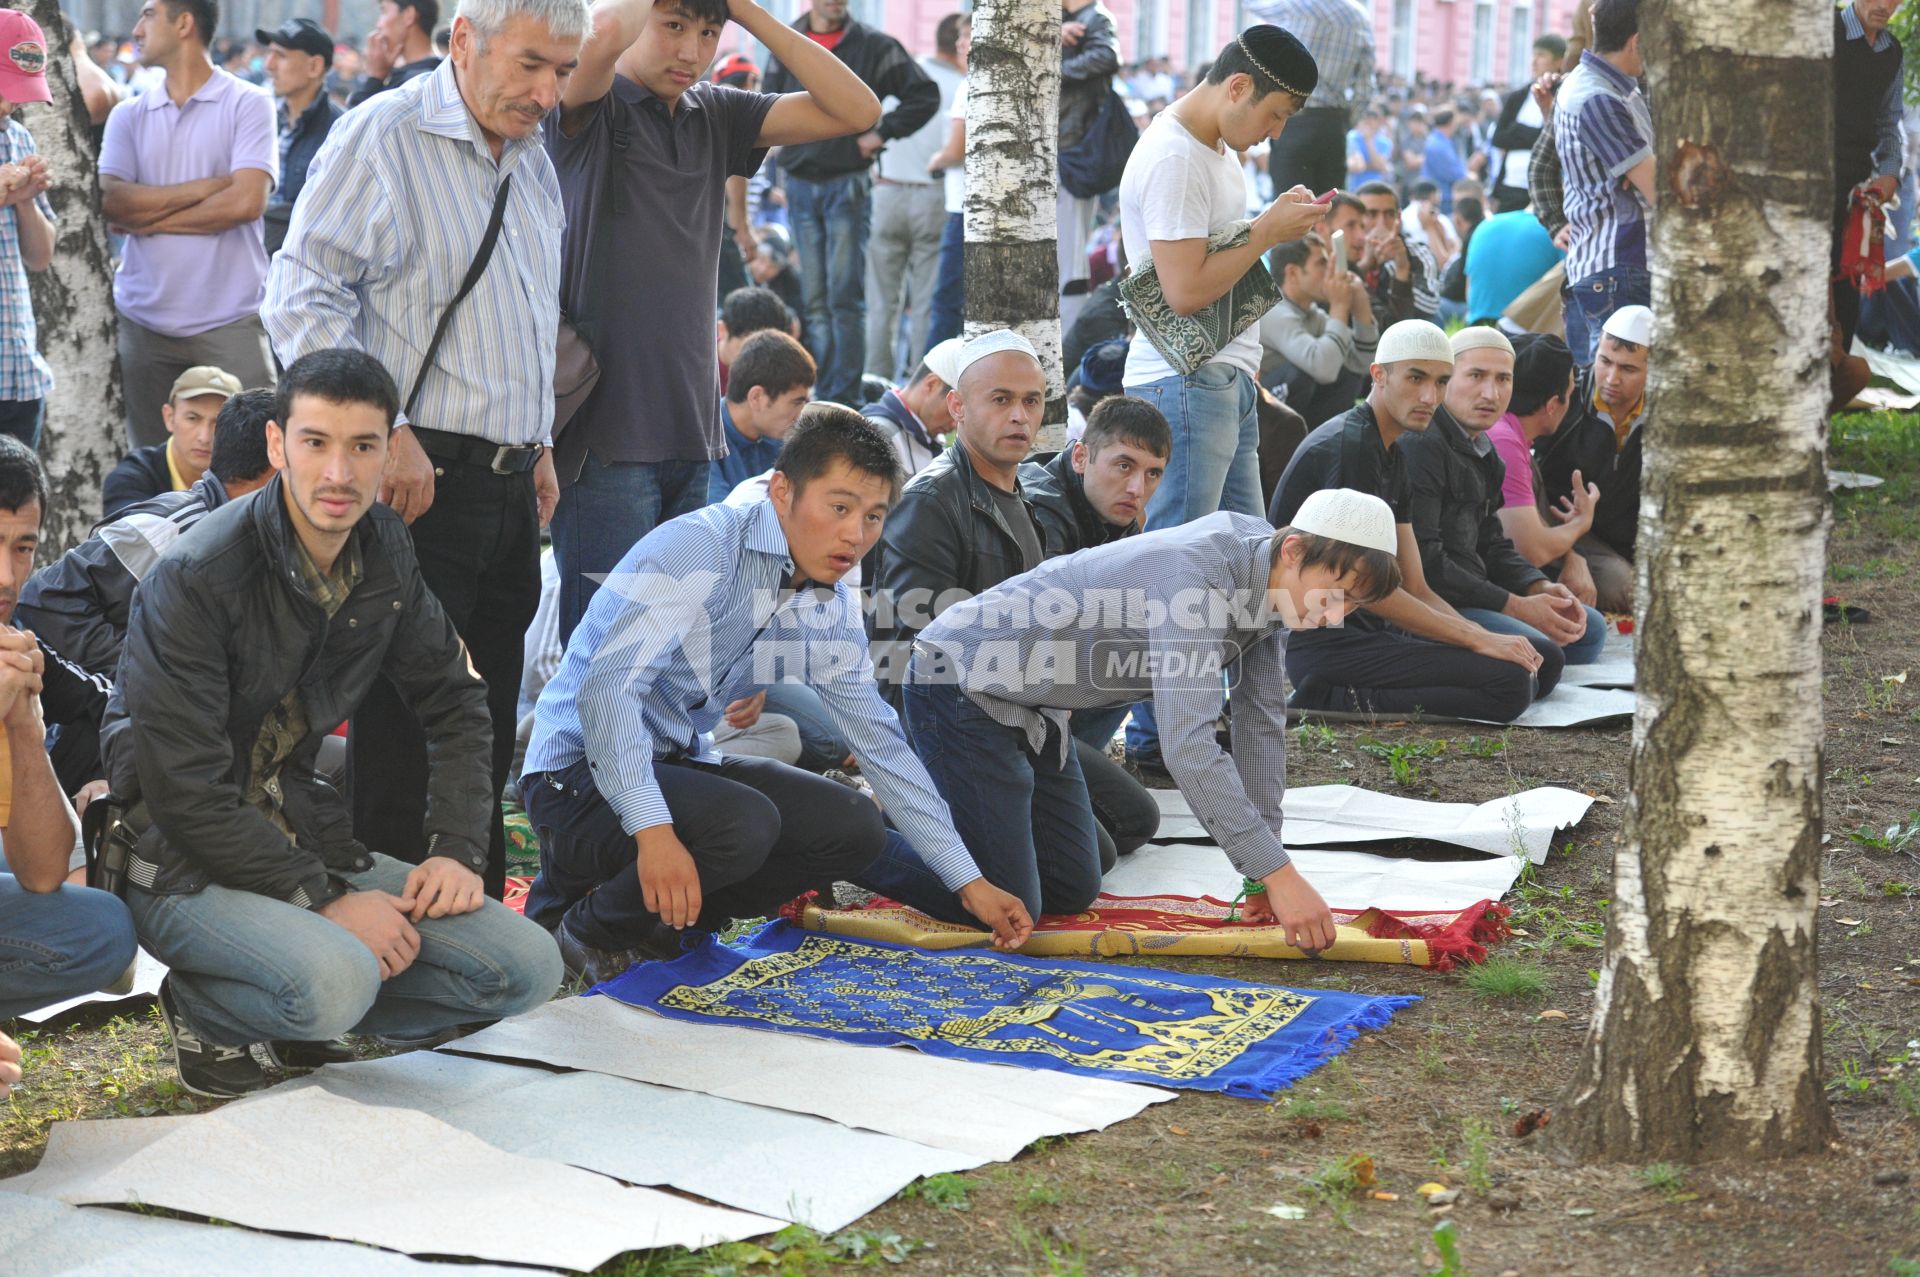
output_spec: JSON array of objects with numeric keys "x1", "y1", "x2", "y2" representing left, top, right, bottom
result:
[
  {"x1": 593, "y1": 921, "x2": 1419, "y2": 1098},
  {"x1": 795, "y1": 893, "x2": 1510, "y2": 971}
]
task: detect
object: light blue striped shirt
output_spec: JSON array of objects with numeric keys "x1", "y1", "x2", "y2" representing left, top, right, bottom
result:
[
  {"x1": 1248, "y1": 0, "x2": 1374, "y2": 113},
  {"x1": 524, "y1": 499, "x2": 976, "y2": 885},
  {"x1": 262, "y1": 58, "x2": 561, "y2": 444}
]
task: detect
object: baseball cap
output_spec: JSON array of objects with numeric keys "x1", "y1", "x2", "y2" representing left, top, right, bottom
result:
[
  {"x1": 169, "y1": 366, "x2": 244, "y2": 404},
  {"x1": 714, "y1": 53, "x2": 760, "y2": 86},
  {"x1": 256, "y1": 17, "x2": 334, "y2": 62},
  {"x1": 0, "y1": 13, "x2": 52, "y2": 106},
  {"x1": 1290, "y1": 488, "x2": 1398, "y2": 555}
]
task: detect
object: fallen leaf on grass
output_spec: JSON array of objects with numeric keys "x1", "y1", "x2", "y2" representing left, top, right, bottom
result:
[
  {"x1": 1264, "y1": 1204, "x2": 1307, "y2": 1220},
  {"x1": 1167, "y1": 1124, "x2": 1191, "y2": 1136},
  {"x1": 1820, "y1": 897, "x2": 1842, "y2": 907},
  {"x1": 1537, "y1": 1009, "x2": 1569, "y2": 1021},
  {"x1": 1195, "y1": 1201, "x2": 1216, "y2": 1213},
  {"x1": 1567, "y1": 1207, "x2": 1597, "y2": 1217},
  {"x1": 1350, "y1": 1156, "x2": 1378, "y2": 1188},
  {"x1": 1512, "y1": 1109, "x2": 1551, "y2": 1137},
  {"x1": 1836, "y1": 917, "x2": 1866, "y2": 927}
]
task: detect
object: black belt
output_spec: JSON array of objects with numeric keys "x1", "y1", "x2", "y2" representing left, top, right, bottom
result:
[{"x1": 410, "y1": 425, "x2": 543, "y2": 474}]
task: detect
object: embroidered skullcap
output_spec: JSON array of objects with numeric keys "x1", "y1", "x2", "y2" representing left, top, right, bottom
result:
[
  {"x1": 1449, "y1": 326, "x2": 1514, "y2": 358},
  {"x1": 1602, "y1": 304, "x2": 1654, "y2": 347},
  {"x1": 954, "y1": 329, "x2": 1041, "y2": 381},
  {"x1": 921, "y1": 337, "x2": 966, "y2": 388},
  {"x1": 1236, "y1": 24, "x2": 1318, "y2": 101},
  {"x1": 1291, "y1": 488, "x2": 1398, "y2": 555},
  {"x1": 1374, "y1": 319, "x2": 1454, "y2": 366}
]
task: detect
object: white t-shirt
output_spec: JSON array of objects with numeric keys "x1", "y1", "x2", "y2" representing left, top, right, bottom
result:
[
  {"x1": 943, "y1": 83, "x2": 967, "y2": 215},
  {"x1": 1120, "y1": 111, "x2": 1263, "y2": 386}
]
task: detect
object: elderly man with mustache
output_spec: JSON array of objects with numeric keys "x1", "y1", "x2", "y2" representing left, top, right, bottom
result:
[{"x1": 266, "y1": 0, "x2": 592, "y2": 902}]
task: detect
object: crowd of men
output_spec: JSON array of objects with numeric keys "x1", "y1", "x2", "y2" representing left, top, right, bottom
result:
[{"x1": 0, "y1": 0, "x2": 1894, "y2": 1108}]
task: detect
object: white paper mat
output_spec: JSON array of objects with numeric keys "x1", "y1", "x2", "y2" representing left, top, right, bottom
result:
[
  {"x1": 1105, "y1": 842, "x2": 1528, "y2": 911},
  {"x1": 16, "y1": 949, "x2": 165, "y2": 1024},
  {"x1": 1150, "y1": 784, "x2": 1592, "y2": 863},
  {"x1": 1500, "y1": 682, "x2": 1635, "y2": 727},
  {"x1": 263, "y1": 1051, "x2": 982, "y2": 1233},
  {"x1": 1560, "y1": 657, "x2": 1635, "y2": 689},
  {"x1": 0, "y1": 1190, "x2": 536, "y2": 1277},
  {"x1": 448, "y1": 994, "x2": 1170, "y2": 1162},
  {"x1": 5, "y1": 1088, "x2": 780, "y2": 1270}
]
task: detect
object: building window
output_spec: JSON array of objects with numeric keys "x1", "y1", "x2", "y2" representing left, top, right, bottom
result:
[
  {"x1": 1391, "y1": 0, "x2": 1417, "y2": 79},
  {"x1": 1136, "y1": 0, "x2": 1168, "y2": 60},
  {"x1": 1186, "y1": 0, "x2": 1217, "y2": 66},
  {"x1": 1509, "y1": 2, "x2": 1535, "y2": 84},
  {"x1": 1471, "y1": 0, "x2": 1497, "y2": 84}
]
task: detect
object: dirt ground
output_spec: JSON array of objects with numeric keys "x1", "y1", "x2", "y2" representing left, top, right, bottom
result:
[{"x1": 4, "y1": 414, "x2": 1918, "y2": 1276}]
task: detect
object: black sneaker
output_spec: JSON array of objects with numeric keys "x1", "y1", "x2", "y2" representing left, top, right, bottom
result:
[
  {"x1": 261, "y1": 1037, "x2": 357, "y2": 1071},
  {"x1": 156, "y1": 979, "x2": 272, "y2": 1099},
  {"x1": 556, "y1": 917, "x2": 639, "y2": 986}
]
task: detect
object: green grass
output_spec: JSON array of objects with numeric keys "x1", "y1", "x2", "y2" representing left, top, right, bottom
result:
[
  {"x1": 1848, "y1": 814, "x2": 1920, "y2": 854},
  {"x1": 1832, "y1": 411, "x2": 1920, "y2": 546},
  {"x1": 1463, "y1": 954, "x2": 1550, "y2": 1002},
  {"x1": 1640, "y1": 1162, "x2": 1687, "y2": 1196},
  {"x1": 1459, "y1": 1117, "x2": 1495, "y2": 1193},
  {"x1": 898, "y1": 1172, "x2": 971, "y2": 1211}
]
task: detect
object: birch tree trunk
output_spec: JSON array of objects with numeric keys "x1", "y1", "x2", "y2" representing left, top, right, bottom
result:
[
  {"x1": 19, "y1": 0, "x2": 122, "y2": 557},
  {"x1": 965, "y1": 0, "x2": 1066, "y2": 452},
  {"x1": 1551, "y1": 0, "x2": 1835, "y2": 1161}
]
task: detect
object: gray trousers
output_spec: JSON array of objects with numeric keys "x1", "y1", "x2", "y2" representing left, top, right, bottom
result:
[
  {"x1": 1574, "y1": 533, "x2": 1635, "y2": 615},
  {"x1": 118, "y1": 311, "x2": 277, "y2": 449},
  {"x1": 864, "y1": 180, "x2": 946, "y2": 381}
]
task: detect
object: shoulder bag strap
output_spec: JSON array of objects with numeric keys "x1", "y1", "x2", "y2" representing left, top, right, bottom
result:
[{"x1": 406, "y1": 172, "x2": 514, "y2": 421}]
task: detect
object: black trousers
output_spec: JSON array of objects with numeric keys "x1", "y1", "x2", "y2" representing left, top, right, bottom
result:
[
  {"x1": 1267, "y1": 107, "x2": 1350, "y2": 197},
  {"x1": 520, "y1": 755, "x2": 887, "y2": 951},
  {"x1": 1286, "y1": 619, "x2": 1556, "y2": 723},
  {"x1": 1078, "y1": 738, "x2": 1160, "y2": 869},
  {"x1": 347, "y1": 460, "x2": 540, "y2": 899}
]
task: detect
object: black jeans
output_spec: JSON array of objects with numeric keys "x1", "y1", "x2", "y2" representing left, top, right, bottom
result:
[
  {"x1": 0, "y1": 398, "x2": 43, "y2": 447},
  {"x1": 1266, "y1": 107, "x2": 1349, "y2": 196},
  {"x1": 1286, "y1": 617, "x2": 1556, "y2": 723},
  {"x1": 348, "y1": 461, "x2": 540, "y2": 898},
  {"x1": 521, "y1": 754, "x2": 887, "y2": 951}
]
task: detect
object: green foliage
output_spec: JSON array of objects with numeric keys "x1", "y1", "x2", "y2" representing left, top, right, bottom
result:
[
  {"x1": 1640, "y1": 1162, "x2": 1687, "y2": 1196},
  {"x1": 1459, "y1": 1118, "x2": 1494, "y2": 1193},
  {"x1": 900, "y1": 1172, "x2": 971, "y2": 1211},
  {"x1": 1463, "y1": 955, "x2": 1549, "y2": 1002},
  {"x1": 1294, "y1": 722, "x2": 1338, "y2": 752},
  {"x1": 1358, "y1": 736, "x2": 1448, "y2": 787},
  {"x1": 1425, "y1": 1219, "x2": 1472, "y2": 1277},
  {"x1": 1849, "y1": 815, "x2": 1920, "y2": 854},
  {"x1": 1301, "y1": 1152, "x2": 1375, "y2": 1229}
]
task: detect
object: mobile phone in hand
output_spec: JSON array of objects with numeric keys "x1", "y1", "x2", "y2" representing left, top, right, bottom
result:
[{"x1": 1313, "y1": 187, "x2": 1338, "y2": 204}]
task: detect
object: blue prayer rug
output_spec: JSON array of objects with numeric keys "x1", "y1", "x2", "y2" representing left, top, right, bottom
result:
[{"x1": 592, "y1": 921, "x2": 1420, "y2": 1099}]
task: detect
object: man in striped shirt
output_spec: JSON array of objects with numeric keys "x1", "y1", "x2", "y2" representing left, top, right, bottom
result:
[
  {"x1": 1553, "y1": 0, "x2": 1652, "y2": 366},
  {"x1": 861, "y1": 488, "x2": 1405, "y2": 954},
  {"x1": 264, "y1": 0, "x2": 590, "y2": 899},
  {"x1": 1252, "y1": 0, "x2": 1374, "y2": 196},
  {"x1": 523, "y1": 406, "x2": 1031, "y2": 982}
]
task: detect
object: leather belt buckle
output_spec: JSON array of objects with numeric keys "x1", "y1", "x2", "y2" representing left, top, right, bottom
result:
[{"x1": 492, "y1": 442, "x2": 543, "y2": 475}]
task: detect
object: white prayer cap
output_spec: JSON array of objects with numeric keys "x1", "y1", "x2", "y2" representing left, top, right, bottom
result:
[
  {"x1": 954, "y1": 329, "x2": 1040, "y2": 381},
  {"x1": 1290, "y1": 488, "x2": 1398, "y2": 555},
  {"x1": 1450, "y1": 326, "x2": 1514, "y2": 358},
  {"x1": 1374, "y1": 319, "x2": 1454, "y2": 366},
  {"x1": 921, "y1": 337, "x2": 966, "y2": 388},
  {"x1": 1602, "y1": 304, "x2": 1654, "y2": 347}
]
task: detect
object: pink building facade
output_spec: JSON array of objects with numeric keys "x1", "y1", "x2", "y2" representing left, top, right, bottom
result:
[{"x1": 725, "y1": 0, "x2": 1582, "y2": 94}]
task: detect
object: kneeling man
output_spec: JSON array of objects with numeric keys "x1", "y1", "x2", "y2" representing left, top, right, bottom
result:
[
  {"x1": 106, "y1": 350, "x2": 563, "y2": 1097},
  {"x1": 862, "y1": 489, "x2": 1405, "y2": 952}
]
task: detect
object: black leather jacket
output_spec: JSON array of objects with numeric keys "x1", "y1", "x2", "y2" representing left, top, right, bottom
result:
[
  {"x1": 1401, "y1": 408, "x2": 1547, "y2": 612},
  {"x1": 1023, "y1": 448, "x2": 1133, "y2": 557},
  {"x1": 871, "y1": 443, "x2": 1040, "y2": 702},
  {"x1": 1536, "y1": 367, "x2": 1644, "y2": 558},
  {"x1": 101, "y1": 478, "x2": 492, "y2": 908}
]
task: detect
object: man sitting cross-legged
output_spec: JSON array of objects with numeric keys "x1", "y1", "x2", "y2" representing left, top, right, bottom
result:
[
  {"x1": 873, "y1": 333, "x2": 1163, "y2": 871},
  {"x1": 1484, "y1": 334, "x2": 1605, "y2": 607},
  {"x1": 860, "y1": 488, "x2": 1404, "y2": 951},
  {"x1": 105, "y1": 350, "x2": 563, "y2": 1098},
  {"x1": 523, "y1": 404, "x2": 1032, "y2": 982},
  {"x1": 1270, "y1": 319, "x2": 1555, "y2": 722},
  {"x1": 1400, "y1": 326, "x2": 1605, "y2": 667}
]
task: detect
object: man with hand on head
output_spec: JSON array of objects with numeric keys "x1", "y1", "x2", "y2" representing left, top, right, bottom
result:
[
  {"x1": 1400, "y1": 326, "x2": 1604, "y2": 665},
  {"x1": 104, "y1": 350, "x2": 562, "y2": 1099},
  {"x1": 863, "y1": 487, "x2": 1404, "y2": 954},
  {"x1": 1272, "y1": 319, "x2": 1557, "y2": 722},
  {"x1": 523, "y1": 405, "x2": 1030, "y2": 982}
]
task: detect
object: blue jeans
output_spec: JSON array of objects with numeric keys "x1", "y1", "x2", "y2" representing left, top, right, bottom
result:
[
  {"x1": 859, "y1": 672, "x2": 1102, "y2": 926},
  {"x1": 1460, "y1": 603, "x2": 1607, "y2": 665},
  {"x1": 0, "y1": 874, "x2": 137, "y2": 1018},
  {"x1": 1566, "y1": 264, "x2": 1651, "y2": 366},
  {"x1": 0, "y1": 398, "x2": 44, "y2": 448},
  {"x1": 788, "y1": 171, "x2": 873, "y2": 404},
  {"x1": 1122, "y1": 362, "x2": 1259, "y2": 762},
  {"x1": 128, "y1": 853, "x2": 562, "y2": 1047},
  {"x1": 551, "y1": 454, "x2": 711, "y2": 646},
  {"x1": 762, "y1": 682, "x2": 850, "y2": 772},
  {"x1": 927, "y1": 211, "x2": 964, "y2": 346}
]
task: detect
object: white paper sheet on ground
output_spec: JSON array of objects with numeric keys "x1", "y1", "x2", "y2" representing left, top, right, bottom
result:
[
  {"x1": 1560, "y1": 656, "x2": 1635, "y2": 689},
  {"x1": 1855, "y1": 338, "x2": 1920, "y2": 395},
  {"x1": 448, "y1": 994, "x2": 1170, "y2": 1162},
  {"x1": 15, "y1": 949, "x2": 166, "y2": 1024},
  {"x1": 1500, "y1": 682, "x2": 1635, "y2": 728},
  {"x1": 0, "y1": 1191, "x2": 537, "y2": 1277},
  {"x1": 261, "y1": 1051, "x2": 983, "y2": 1233},
  {"x1": 1150, "y1": 784, "x2": 1591, "y2": 863},
  {"x1": 6, "y1": 1088, "x2": 780, "y2": 1270},
  {"x1": 1829, "y1": 469, "x2": 1887, "y2": 490},
  {"x1": 1845, "y1": 383, "x2": 1920, "y2": 412},
  {"x1": 1105, "y1": 842, "x2": 1528, "y2": 912}
]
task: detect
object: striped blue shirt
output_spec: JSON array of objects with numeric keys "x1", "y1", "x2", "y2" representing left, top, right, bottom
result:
[
  {"x1": 1555, "y1": 51, "x2": 1652, "y2": 284},
  {"x1": 918, "y1": 513, "x2": 1294, "y2": 881},
  {"x1": 524, "y1": 498, "x2": 974, "y2": 882},
  {"x1": 0, "y1": 119, "x2": 53, "y2": 401},
  {"x1": 262, "y1": 58, "x2": 561, "y2": 444},
  {"x1": 1248, "y1": 0, "x2": 1374, "y2": 113}
]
